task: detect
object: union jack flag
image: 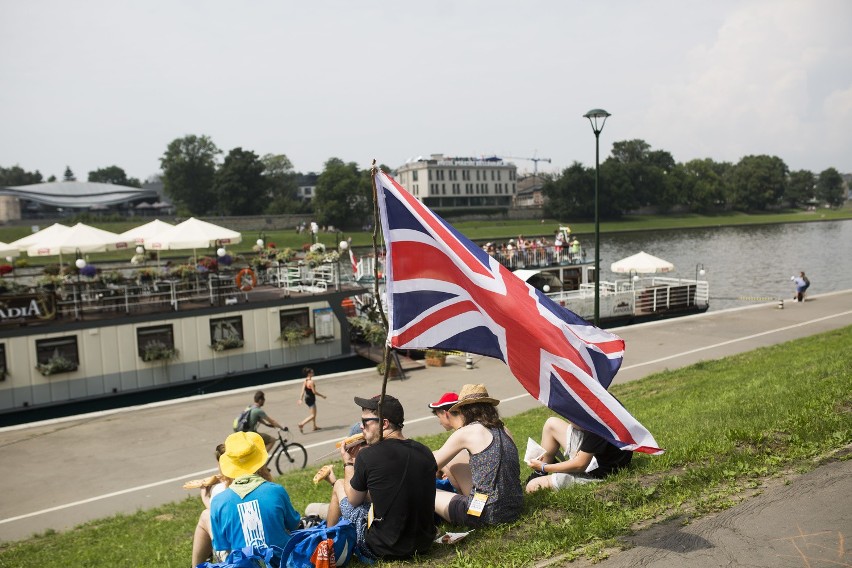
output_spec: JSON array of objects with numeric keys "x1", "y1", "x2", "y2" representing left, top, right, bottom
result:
[{"x1": 375, "y1": 171, "x2": 661, "y2": 454}]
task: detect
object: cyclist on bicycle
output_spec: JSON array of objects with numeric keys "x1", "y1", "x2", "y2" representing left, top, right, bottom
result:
[{"x1": 245, "y1": 390, "x2": 286, "y2": 451}]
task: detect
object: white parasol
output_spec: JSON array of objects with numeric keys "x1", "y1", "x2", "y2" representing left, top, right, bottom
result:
[
  {"x1": 119, "y1": 219, "x2": 175, "y2": 245},
  {"x1": 146, "y1": 217, "x2": 242, "y2": 251},
  {"x1": 0, "y1": 242, "x2": 20, "y2": 258},
  {"x1": 9, "y1": 223, "x2": 70, "y2": 252},
  {"x1": 610, "y1": 251, "x2": 674, "y2": 274},
  {"x1": 25, "y1": 223, "x2": 134, "y2": 257}
]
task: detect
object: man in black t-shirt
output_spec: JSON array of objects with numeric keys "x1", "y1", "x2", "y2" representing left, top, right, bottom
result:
[
  {"x1": 526, "y1": 416, "x2": 632, "y2": 492},
  {"x1": 325, "y1": 394, "x2": 437, "y2": 560}
]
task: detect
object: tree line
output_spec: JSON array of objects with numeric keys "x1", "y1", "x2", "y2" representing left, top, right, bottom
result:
[
  {"x1": 2, "y1": 135, "x2": 846, "y2": 229},
  {"x1": 543, "y1": 139, "x2": 845, "y2": 220}
]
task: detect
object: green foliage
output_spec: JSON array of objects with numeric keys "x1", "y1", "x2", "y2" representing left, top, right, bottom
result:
[
  {"x1": 816, "y1": 167, "x2": 845, "y2": 207},
  {"x1": 278, "y1": 325, "x2": 314, "y2": 345},
  {"x1": 0, "y1": 164, "x2": 43, "y2": 186},
  {"x1": 262, "y1": 154, "x2": 306, "y2": 215},
  {"x1": 211, "y1": 337, "x2": 245, "y2": 351},
  {"x1": 212, "y1": 147, "x2": 268, "y2": 215},
  {"x1": 160, "y1": 134, "x2": 221, "y2": 215},
  {"x1": 786, "y1": 169, "x2": 815, "y2": 208},
  {"x1": 63, "y1": 166, "x2": 76, "y2": 181},
  {"x1": 728, "y1": 154, "x2": 789, "y2": 211},
  {"x1": 312, "y1": 158, "x2": 372, "y2": 229},
  {"x1": 141, "y1": 342, "x2": 178, "y2": 362},
  {"x1": 36, "y1": 355, "x2": 77, "y2": 376},
  {"x1": 87, "y1": 165, "x2": 142, "y2": 188}
]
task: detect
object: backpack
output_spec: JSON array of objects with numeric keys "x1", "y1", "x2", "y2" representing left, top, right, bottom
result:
[
  {"x1": 196, "y1": 543, "x2": 281, "y2": 568},
  {"x1": 233, "y1": 405, "x2": 254, "y2": 432},
  {"x1": 280, "y1": 519, "x2": 358, "y2": 568}
]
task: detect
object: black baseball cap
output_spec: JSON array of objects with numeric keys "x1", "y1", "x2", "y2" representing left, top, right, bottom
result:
[{"x1": 354, "y1": 394, "x2": 405, "y2": 427}]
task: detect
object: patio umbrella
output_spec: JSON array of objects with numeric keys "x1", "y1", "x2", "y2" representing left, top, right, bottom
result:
[
  {"x1": 147, "y1": 217, "x2": 241, "y2": 252},
  {"x1": 610, "y1": 251, "x2": 674, "y2": 274},
  {"x1": 0, "y1": 242, "x2": 20, "y2": 259},
  {"x1": 119, "y1": 219, "x2": 175, "y2": 245},
  {"x1": 25, "y1": 223, "x2": 134, "y2": 257},
  {"x1": 9, "y1": 223, "x2": 70, "y2": 252}
]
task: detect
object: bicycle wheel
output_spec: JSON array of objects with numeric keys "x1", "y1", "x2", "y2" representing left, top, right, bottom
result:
[{"x1": 275, "y1": 442, "x2": 308, "y2": 474}]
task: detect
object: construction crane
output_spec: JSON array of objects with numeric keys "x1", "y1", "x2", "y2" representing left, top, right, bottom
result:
[{"x1": 503, "y1": 155, "x2": 552, "y2": 187}]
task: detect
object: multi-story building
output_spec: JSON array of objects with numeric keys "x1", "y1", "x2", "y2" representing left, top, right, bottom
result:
[
  {"x1": 395, "y1": 154, "x2": 517, "y2": 210},
  {"x1": 297, "y1": 173, "x2": 319, "y2": 202}
]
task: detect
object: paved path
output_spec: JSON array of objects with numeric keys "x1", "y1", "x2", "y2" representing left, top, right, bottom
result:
[{"x1": 0, "y1": 291, "x2": 850, "y2": 546}]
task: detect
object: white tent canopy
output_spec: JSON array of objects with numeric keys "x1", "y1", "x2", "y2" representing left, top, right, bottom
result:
[
  {"x1": 0, "y1": 242, "x2": 20, "y2": 258},
  {"x1": 146, "y1": 217, "x2": 241, "y2": 251},
  {"x1": 9, "y1": 223, "x2": 70, "y2": 252},
  {"x1": 610, "y1": 251, "x2": 674, "y2": 274},
  {"x1": 119, "y1": 219, "x2": 175, "y2": 245},
  {"x1": 25, "y1": 223, "x2": 134, "y2": 257}
]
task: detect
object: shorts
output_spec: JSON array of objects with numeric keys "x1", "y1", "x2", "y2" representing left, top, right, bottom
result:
[
  {"x1": 435, "y1": 478, "x2": 456, "y2": 492},
  {"x1": 447, "y1": 494, "x2": 485, "y2": 528},
  {"x1": 549, "y1": 472, "x2": 600, "y2": 490},
  {"x1": 338, "y1": 497, "x2": 377, "y2": 560}
]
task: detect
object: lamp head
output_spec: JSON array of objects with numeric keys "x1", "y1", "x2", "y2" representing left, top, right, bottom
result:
[
  {"x1": 75, "y1": 258, "x2": 87, "y2": 269},
  {"x1": 583, "y1": 108, "x2": 611, "y2": 134},
  {"x1": 339, "y1": 240, "x2": 349, "y2": 251},
  {"x1": 135, "y1": 246, "x2": 144, "y2": 255},
  {"x1": 256, "y1": 238, "x2": 264, "y2": 247},
  {"x1": 217, "y1": 247, "x2": 226, "y2": 257},
  {"x1": 542, "y1": 284, "x2": 551, "y2": 293}
]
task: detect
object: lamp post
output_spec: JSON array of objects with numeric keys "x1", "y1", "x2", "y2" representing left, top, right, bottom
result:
[
  {"x1": 695, "y1": 263, "x2": 705, "y2": 282},
  {"x1": 337, "y1": 240, "x2": 349, "y2": 291},
  {"x1": 74, "y1": 248, "x2": 86, "y2": 320},
  {"x1": 584, "y1": 108, "x2": 611, "y2": 327},
  {"x1": 629, "y1": 269, "x2": 639, "y2": 289}
]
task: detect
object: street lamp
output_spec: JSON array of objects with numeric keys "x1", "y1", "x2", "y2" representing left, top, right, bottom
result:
[
  {"x1": 337, "y1": 240, "x2": 349, "y2": 291},
  {"x1": 695, "y1": 263, "x2": 706, "y2": 282},
  {"x1": 74, "y1": 249, "x2": 86, "y2": 320},
  {"x1": 584, "y1": 108, "x2": 611, "y2": 327}
]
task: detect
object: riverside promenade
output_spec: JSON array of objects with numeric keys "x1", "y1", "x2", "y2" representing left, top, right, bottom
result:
[{"x1": 1, "y1": 290, "x2": 850, "y2": 551}]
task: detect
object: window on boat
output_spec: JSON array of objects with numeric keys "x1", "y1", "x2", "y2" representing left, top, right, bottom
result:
[
  {"x1": 35, "y1": 336, "x2": 79, "y2": 374},
  {"x1": 137, "y1": 324, "x2": 176, "y2": 360}
]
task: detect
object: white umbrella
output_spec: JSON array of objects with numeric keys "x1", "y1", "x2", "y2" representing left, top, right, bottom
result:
[
  {"x1": 119, "y1": 219, "x2": 175, "y2": 245},
  {"x1": 610, "y1": 251, "x2": 674, "y2": 274},
  {"x1": 25, "y1": 223, "x2": 134, "y2": 257},
  {"x1": 0, "y1": 242, "x2": 20, "y2": 258},
  {"x1": 9, "y1": 223, "x2": 70, "y2": 252},
  {"x1": 147, "y1": 217, "x2": 241, "y2": 251}
]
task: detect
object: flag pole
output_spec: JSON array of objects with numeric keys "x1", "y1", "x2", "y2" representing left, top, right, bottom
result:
[{"x1": 370, "y1": 160, "x2": 391, "y2": 441}]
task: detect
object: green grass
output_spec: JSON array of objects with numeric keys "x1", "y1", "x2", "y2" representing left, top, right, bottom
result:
[
  {"x1": 1, "y1": 326, "x2": 849, "y2": 567},
  {"x1": 2, "y1": 206, "x2": 850, "y2": 267}
]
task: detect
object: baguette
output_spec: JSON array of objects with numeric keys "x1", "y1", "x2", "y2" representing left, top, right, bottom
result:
[
  {"x1": 335, "y1": 432, "x2": 365, "y2": 450},
  {"x1": 182, "y1": 474, "x2": 222, "y2": 490}
]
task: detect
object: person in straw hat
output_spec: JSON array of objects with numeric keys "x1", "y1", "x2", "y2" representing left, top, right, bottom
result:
[
  {"x1": 210, "y1": 431, "x2": 300, "y2": 566},
  {"x1": 432, "y1": 384, "x2": 523, "y2": 526}
]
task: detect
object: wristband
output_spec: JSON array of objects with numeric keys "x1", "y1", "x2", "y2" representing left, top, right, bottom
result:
[
  {"x1": 344, "y1": 463, "x2": 354, "y2": 468},
  {"x1": 540, "y1": 463, "x2": 547, "y2": 475}
]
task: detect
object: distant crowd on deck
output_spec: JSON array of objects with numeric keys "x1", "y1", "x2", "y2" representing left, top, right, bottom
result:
[{"x1": 189, "y1": 375, "x2": 637, "y2": 568}]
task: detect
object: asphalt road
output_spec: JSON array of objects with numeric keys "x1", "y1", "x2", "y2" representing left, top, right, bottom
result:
[{"x1": 1, "y1": 290, "x2": 850, "y2": 545}]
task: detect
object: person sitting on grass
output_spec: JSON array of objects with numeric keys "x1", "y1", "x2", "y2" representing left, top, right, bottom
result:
[
  {"x1": 525, "y1": 417, "x2": 632, "y2": 493},
  {"x1": 190, "y1": 443, "x2": 230, "y2": 567},
  {"x1": 428, "y1": 391, "x2": 465, "y2": 493},
  {"x1": 210, "y1": 431, "x2": 300, "y2": 567},
  {"x1": 432, "y1": 384, "x2": 524, "y2": 527}
]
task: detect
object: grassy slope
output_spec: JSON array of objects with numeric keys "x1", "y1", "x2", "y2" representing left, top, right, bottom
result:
[{"x1": 0, "y1": 326, "x2": 849, "y2": 567}]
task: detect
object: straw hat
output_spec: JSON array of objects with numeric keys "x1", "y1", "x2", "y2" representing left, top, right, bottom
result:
[
  {"x1": 449, "y1": 384, "x2": 500, "y2": 411},
  {"x1": 219, "y1": 431, "x2": 268, "y2": 479}
]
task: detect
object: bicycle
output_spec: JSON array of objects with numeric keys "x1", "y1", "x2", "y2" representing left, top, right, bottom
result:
[{"x1": 264, "y1": 427, "x2": 308, "y2": 475}]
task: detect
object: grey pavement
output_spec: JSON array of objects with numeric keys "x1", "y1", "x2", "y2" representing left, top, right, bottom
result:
[{"x1": 0, "y1": 290, "x2": 850, "y2": 550}]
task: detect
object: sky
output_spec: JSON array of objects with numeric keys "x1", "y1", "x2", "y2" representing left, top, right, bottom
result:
[{"x1": 1, "y1": 0, "x2": 850, "y2": 183}]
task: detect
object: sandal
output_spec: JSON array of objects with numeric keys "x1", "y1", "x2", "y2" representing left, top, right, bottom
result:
[
  {"x1": 312, "y1": 465, "x2": 334, "y2": 485},
  {"x1": 298, "y1": 424, "x2": 304, "y2": 434}
]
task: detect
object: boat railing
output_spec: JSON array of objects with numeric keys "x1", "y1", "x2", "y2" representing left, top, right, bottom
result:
[{"x1": 492, "y1": 247, "x2": 586, "y2": 270}]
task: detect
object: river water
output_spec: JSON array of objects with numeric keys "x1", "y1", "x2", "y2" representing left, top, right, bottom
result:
[{"x1": 595, "y1": 219, "x2": 852, "y2": 312}]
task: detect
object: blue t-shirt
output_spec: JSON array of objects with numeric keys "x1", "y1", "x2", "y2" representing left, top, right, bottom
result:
[{"x1": 211, "y1": 480, "x2": 300, "y2": 558}]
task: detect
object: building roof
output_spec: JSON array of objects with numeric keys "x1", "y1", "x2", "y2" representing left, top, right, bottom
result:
[{"x1": 0, "y1": 181, "x2": 158, "y2": 208}]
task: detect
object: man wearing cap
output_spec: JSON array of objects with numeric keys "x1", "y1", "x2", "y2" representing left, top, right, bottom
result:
[
  {"x1": 325, "y1": 394, "x2": 437, "y2": 560},
  {"x1": 210, "y1": 431, "x2": 300, "y2": 565},
  {"x1": 429, "y1": 392, "x2": 467, "y2": 493}
]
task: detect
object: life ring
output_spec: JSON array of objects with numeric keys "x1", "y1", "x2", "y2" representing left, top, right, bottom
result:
[{"x1": 236, "y1": 268, "x2": 257, "y2": 292}]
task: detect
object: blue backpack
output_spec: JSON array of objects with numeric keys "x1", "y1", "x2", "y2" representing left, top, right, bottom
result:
[
  {"x1": 195, "y1": 543, "x2": 282, "y2": 568},
  {"x1": 280, "y1": 519, "x2": 358, "y2": 568}
]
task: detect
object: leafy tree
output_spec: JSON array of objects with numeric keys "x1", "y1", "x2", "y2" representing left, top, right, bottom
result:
[
  {"x1": 262, "y1": 154, "x2": 304, "y2": 214},
  {"x1": 63, "y1": 166, "x2": 76, "y2": 181},
  {"x1": 678, "y1": 158, "x2": 729, "y2": 213},
  {"x1": 543, "y1": 162, "x2": 594, "y2": 220},
  {"x1": 606, "y1": 139, "x2": 675, "y2": 210},
  {"x1": 0, "y1": 165, "x2": 43, "y2": 186},
  {"x1": 211, "y1": 147, "x2": 268, "y2": 215},
  {"x1": 786, "y1": 169, "x2": 815, "y2": 208},
  {"x1": 313, "y1": 158, "x2": 373, "y2": 229},
  {"x1": 88, "y1": 165, "x2": 141, "y2": 187},
  {"x1": 816, "y1": 167, "x2": 845, "y2": 208},
  {"x1": 160, "y1": 135, "x2": 220, "y2": 215},
  {"x1": 728, "y1": 155, "x2": 788, "y2": 211},
  {"x1": 47, "y1": 174, "x2": 57, "y2": 182}
]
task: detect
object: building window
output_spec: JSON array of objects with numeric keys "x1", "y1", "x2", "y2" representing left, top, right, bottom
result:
[
  {"x1": 137, "y1": 324, "x2": 177, "y2": 362},
  {"x1": 279, "y1": 307, "x2": 313, "y2": 343},
  {"x1": 35, "y1": 336, "x2": 79, "y2": 376},
  {"x1": 210, "y1": 316, "x2": 245, "y2": 351},
  {"x1": 413, "y1": 170, "x2": 418, "y2": 181}
]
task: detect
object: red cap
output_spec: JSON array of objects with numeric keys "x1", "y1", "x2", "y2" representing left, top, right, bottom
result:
[{"x1": 428, "y1": 392, "x2": 459, "y2": 410}]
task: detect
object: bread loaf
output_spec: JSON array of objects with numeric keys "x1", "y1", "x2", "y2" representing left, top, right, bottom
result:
[{"x1": 335, "y1": 432, "x2": 365, "y2": 450}]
